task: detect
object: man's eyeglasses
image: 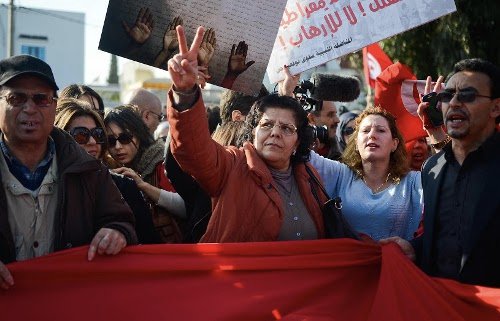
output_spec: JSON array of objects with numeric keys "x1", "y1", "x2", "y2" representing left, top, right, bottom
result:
[
  {"x1": 69, "y1": 127, "x2": 106, "y2": 145},
  {"x1": 149, "y1": 111, "x2": 165, "y2": 122},
  {"x1": 343, "y1": 126, "x2": 355, "y2": 136},
  {"x1": 437, "y1": 90, "x2": 492, "y2": 103},
  {"x1": 0, "y1": 92, "x2": 57, "y2": 107},
  {"x1": 108, "y1": 132, "x2": 134, "y2": 146},
  {"x1": 258, "y1": 120, "x2": 298, "y2": 136}
]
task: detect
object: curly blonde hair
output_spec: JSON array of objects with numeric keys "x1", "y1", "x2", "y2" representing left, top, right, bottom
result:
[{"x1": 341, "y1": 106, "x2": 409, "y2": 183}]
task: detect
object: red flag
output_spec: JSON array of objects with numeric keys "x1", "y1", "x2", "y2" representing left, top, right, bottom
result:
[
  {"x1": 2, "y1": 241, "x2": 500, "y2": 321},
  {"x1": 374, "y1": 62, "x2": 427, "y2": 143},
  {"x1": 363, "y1": 43, "x2": 393, "y2": 89}
]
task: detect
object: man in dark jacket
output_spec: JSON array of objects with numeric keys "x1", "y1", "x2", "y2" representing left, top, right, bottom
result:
[
  {"x1": 381, "y1": 58, "x2": 500, "y2": 287},
  {"x1": 0, "y1": 55, "x2": 137, "y2": 290}
]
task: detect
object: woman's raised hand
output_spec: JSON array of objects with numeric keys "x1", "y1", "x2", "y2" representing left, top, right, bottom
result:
[{"x1": 167, "y1": 25, "x2": 205, "y2": 92}]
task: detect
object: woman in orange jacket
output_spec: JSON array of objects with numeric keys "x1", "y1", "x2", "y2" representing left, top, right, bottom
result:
[{"x1": 166, "y1": 26, "x2": 332, "y2": 243}]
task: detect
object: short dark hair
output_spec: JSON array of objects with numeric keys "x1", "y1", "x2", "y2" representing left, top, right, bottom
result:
[
  {"x1": 446, "y1": 58, "x2": 500, "y2": 123},
  {"x1": 104, "y1": 105, "x2": 154, "y2": 165},
  {"x1": 59, "y1": 84, "x2": 105, "y2": 113},
  {"x1": 219, "y1": 85, "x2": 269, "y2": 124},
  {"x1": 237, "y1": 94, "x2": 314, "y2": 164}
]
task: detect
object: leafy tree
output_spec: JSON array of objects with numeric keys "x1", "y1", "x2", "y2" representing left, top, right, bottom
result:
[
  {"x1": 381, "y1": 0, "x2": 499, "y2": 78},
  {"x1": 107, "y1": 55, "x2": 119, "y2": 84}
]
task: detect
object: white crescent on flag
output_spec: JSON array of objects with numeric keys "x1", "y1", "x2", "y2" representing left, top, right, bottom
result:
[
  {"x1": 401, "y1": 80, "x2": 444, "y2": 116},
  {"x1": 367, "y1": 52, "x2": 383, "y2": 81}
]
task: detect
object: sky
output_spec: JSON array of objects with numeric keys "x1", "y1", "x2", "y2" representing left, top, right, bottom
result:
[{"x1": 9, "y1": 0, "x2": 117, "y2": 84}]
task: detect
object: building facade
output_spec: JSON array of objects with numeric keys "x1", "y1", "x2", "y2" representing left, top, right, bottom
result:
[{"x1": 0, "y1": 4, "x2": 84, "y2": 89}]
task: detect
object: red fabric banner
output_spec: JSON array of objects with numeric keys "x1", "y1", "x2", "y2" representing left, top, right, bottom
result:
[
  {"x1": 363, "y1": 43, "x2": 393, "y2": 89},
  {"x1": 2, "y1": 240, "x2": 500, "y2": 321}
]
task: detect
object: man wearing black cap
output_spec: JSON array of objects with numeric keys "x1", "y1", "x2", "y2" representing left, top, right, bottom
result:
[{"x1": 0, "y1": 55, "x2": 137, "y2": 290}]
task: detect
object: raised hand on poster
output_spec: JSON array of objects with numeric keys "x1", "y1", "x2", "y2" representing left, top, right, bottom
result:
[
  {"x1": 122, "y1": 7, "x2": 154, "y2": 44},
  {"x1": 197, "y1": 66, "x2": 211, "y2": 89},
  {"x1": 154, "y1": 16, "x2": 183, "y2": 68},
  {"x1": 198, "y1": 28, "x2": 217, "y2": 67},
  {"x1": 168, "y1": 25, "x2": 205, "y2": 92},
  {"x1": 221, "y1": 41, "x2": 255, "y2": 89}
]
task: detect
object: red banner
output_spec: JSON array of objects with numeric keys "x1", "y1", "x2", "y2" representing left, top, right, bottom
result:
[{"x1": 2, "y1": 240, "x2": 500, "y2": 321}]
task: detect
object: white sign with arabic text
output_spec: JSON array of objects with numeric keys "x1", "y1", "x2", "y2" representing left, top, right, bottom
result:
[{"x1": 267, "y1": 0, "x2": 456, "y2": 83}]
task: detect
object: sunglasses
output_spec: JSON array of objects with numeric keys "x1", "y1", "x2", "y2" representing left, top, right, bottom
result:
[
  {"x1": 69, "y1": 127, "x2": 106, "y2": 145},
  {"x1": 343, "y1": 126, "x2": 355, "y2": 136},
  {"x1": 0, "y1": 92, "x2": 56, "y2": 107},
  {"x1": 437, "y1": 90, "x2": 492, "y2": 103},
  {"x1": 108, "y1": 132, "x2": 134, "y2": 146}
]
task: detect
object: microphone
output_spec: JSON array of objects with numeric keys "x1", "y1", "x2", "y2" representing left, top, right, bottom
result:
[{"x1": 310, "y1": 73, "x2": 361, "y2": 102}]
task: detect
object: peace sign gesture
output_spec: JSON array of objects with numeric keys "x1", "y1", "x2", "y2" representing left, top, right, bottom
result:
[{"x1": 168, "y1": 26, "x2": 205, "y2": 92}]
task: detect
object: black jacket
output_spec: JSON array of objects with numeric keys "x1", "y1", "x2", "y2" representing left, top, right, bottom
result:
[
  {"x1": 110, "y1": 173, "x2": 161, "y2": 244},
  {"x1": 165, "y1": 142, "x2": 211, "y2": 243},
  {"x1": 413, "y1": 132, "x2": 500, "y2": 287}
]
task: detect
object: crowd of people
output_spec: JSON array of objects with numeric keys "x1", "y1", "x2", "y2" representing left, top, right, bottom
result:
[{"x1": 0, "y1": 24, "x2": 499, "y2": 290}]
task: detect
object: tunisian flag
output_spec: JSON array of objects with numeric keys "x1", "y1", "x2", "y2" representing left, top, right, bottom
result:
[
  {"x1": 374, "y1": 62, "x2": 428, "y2": 143},
  {"x1": 363, "y1": 43, "x2": 393, "y2": 89},
  {"x1": 2, "y1": 240, "x2": 500, "y2": 321}
]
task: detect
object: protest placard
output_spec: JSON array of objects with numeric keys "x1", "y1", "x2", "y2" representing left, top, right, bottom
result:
[
  {"x1": 267, "y1": 0, "x2": 457, "y2": 83},
  {"x1": 99, "y1": 0, "x2": 287, "y2": 95}
]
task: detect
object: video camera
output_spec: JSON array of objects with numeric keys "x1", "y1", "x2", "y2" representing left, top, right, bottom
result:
[
  {"x1": 292, "y1": 80, "x2": 329, "y2": 144},
  {"x1": 291, "y1": 72, "x2": 361, "y2": 145}
]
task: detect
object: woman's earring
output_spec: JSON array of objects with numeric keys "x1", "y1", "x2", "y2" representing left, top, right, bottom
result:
[{"x1": 292, "y1": 149, "x2": 296, "y2": 156}]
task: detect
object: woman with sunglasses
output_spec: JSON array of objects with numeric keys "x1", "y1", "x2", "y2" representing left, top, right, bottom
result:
[
  {"x1": 54, "y1": 98, "x2": 160, "y2": 244},
  {"x1": 59, "y1": 84, "x2": 122, "y2": 168},
  {"x1": 104, "y1": 105, "x2": 184, "y2": 243},
  {"x1": 336, "y1": 112, "x2": 358, "y2": 154}
]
